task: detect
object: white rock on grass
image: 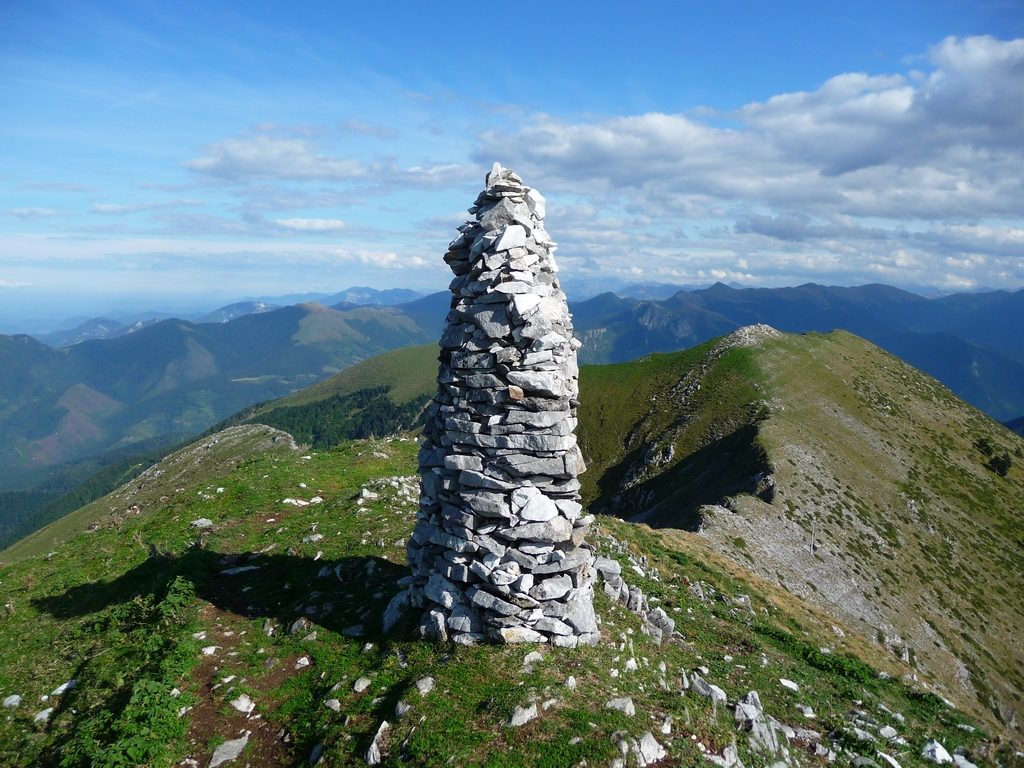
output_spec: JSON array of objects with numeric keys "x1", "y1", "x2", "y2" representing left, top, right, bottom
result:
[
  {"x1": 523, "y1": 650, "x2": 544, "y2": 668},
  {"x1": 209, "y1": 731, "x2": 250, "y2": 767},
  {"x1": 353, "y1": 677, "x2": 372, "y2": 693},
  {"x1": 506, "y1": 703, "x2": 538, "y2": 727},
  {"x1": 365, "y1": 720, "x2": 390, "y2": 765},
  {"x1": 294, "y1": 656, "x2": 310, "y2": 670},
  {"x1": 191, "y1": 518, "x2": 214, "y2": 529},
  {"x1": 922, "y1": 740, "x2": 953, "y2": 764},
  {"x1": 779, "y1": 678, "x2": 800, "y2": 692},
  {"x1": 634, "y1": 732, "x2": 667, "y2": 766},
  {"x1": 606, "y1": 697, "x2": 636, "y2": 716},
  {"x1": 51, "y1": 679, "x2": 76, "y2": 696},
  {"x1": 953, "y1": 754, "x2": 979, "y2": 768},
  {"x1": 3, "y1": 694, "x2": 22, "y2": 708},
  {"x1": 324, "y1": 698, "x2": 341, "y2": 713},
  {"x1": 415, "y1": 676, "x2": 435, "y2": 695},
  {"x1": 229, "y1": 694, "x2": 255, "y2": 715},
  {"x1": 33, "y1": 708, "x2": 54, "y2": 723},
  {"x1": 691, "y1": 674, "x2": 727, "y2": 703},
  {"x1": 877, "y1": 753, "x2": 903, "y2": 768}
]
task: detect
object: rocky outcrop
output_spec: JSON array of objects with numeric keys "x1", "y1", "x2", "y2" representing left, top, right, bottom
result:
[{"x1": 392, "y1": 163, "x2": 598, "y2": 647}]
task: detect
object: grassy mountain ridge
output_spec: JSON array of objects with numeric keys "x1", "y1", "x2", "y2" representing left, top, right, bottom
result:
[
  {"x1": 1, "y1": 425, "x2": 1015, "y2": 766},
  {"x1": 190, "y1": 329, "x2": 1023, "y2": 732},
  {"x1": 573, "y1": 328, "x2": 1024, "y2": 730},
  {"x1": 570, "y1": 283, "x2": 1024, "y2": 420}
]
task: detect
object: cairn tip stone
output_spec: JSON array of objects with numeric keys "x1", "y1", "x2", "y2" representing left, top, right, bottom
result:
[{"x1": 394, "y1": 162, "x2": 598, "y2": 645}]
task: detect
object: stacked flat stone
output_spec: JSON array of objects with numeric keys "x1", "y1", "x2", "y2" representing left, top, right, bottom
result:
[{"x1": 403, "y1": 162, "x2": 599, "y2": 647}]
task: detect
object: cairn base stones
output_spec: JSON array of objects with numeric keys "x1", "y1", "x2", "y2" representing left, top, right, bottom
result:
[{"x1": 394, "y1": 163, "x2": 598, "y2": 646}]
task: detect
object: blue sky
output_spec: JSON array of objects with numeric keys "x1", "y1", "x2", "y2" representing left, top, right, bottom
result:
[{"x1": 1, "y1": 1, "x2": 1023, "y2": 328}]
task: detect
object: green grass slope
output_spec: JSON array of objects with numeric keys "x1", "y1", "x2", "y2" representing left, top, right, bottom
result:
[
  {"x1": 1, "y1": 428, "x2": 1014, "y2": 766},
  {"x1": 579, "y1": 328, "x2": 1024, "y2": 733},
  {"x1": 709, "y1": 330, "x2": 1024, "y2": 733},
  {"x1": 216, "y1": 329, "x2": 1024, "y2": 733},
  {"x1": 10, "y1": 327, "x2": 1021, "y2": 750}
]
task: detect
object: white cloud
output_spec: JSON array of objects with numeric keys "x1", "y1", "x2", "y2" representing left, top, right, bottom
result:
[
  {"x1": 7, "y1": 207, "x2": 59, "y2": 218},
  {"x1": 329, "y1": 248, "x2": 430, "y2": 269},
  {"x1": 185, "y1": 135, "x2": 369, "y2": 180},
  {"x1": 275, "y1": 217, "x2": 346, "y2": 232},
  {"x1": 0, "y1": 279, "x2": 31, "y2": 288},
  {"x1": 90, "y1": 200, "x2": 202, "y2": 214},
  {"x1": 184, "y1": 131, "x2": 476, "y2": 190},
  {"x1": 340, "y1": 119, "x2": 396, "y2": 139},
  {"x1": 472, "y1": 35, "x2": 1024, "y2": 289}
]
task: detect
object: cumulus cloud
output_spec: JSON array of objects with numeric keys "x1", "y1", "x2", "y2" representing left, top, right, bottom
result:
[
  {"x1": 185, "y1": 135, "x2": 370, "y2": 180},
  {"x1": 473, "y1": 35, "x2": 1024, "y2": 289},
  {"x1": 185, "y1": 131, "x2": 476, "y2": 190},
  {"x1": 330, "y1": 248, "x2": 430, "y2": 269}
]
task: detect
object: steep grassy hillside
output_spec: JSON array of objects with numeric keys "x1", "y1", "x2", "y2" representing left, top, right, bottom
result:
[
  {"x1": 211, "y1": 331, "x2": 1023, "y2": 733},
  {"x1": 1, "y1": 428, "x2": 1013, "y2": 767},
  {"x1": 579, "y1": 329, "x2": 1024, "y2": 733},
  {"x1": 224, "y1": 345, "x2": 439, "y2": 447}
]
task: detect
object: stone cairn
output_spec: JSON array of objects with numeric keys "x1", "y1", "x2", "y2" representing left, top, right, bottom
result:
[{"x1": 389, "y1": 163, "x2": 599, "y2": 647}]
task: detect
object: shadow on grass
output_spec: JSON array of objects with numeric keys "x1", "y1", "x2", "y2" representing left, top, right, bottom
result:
[
  {"x1": 29, "y1": 547, "x2": 413, "y2": 766},
  {"x1": 33, "y1": 546, "x2": 410, "y2": 636},
  {"x1": 591, "y1": 421, "x2": 770, "y2": 530}
]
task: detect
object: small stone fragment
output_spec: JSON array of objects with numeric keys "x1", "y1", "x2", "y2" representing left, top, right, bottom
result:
[
  {"x1": 229, "y1": 694, "x2": 255, "y2": 715},
  {"x1": 691, "y1": 674, "x2": 728, "y2": 703},
  {"x1": 209, "y1": 731, "x2": 250, "y2": 768},
  {"x1": 922, "y1": 740, "x2": 953, "y2": 764},
  {"x1": 506, "y1": 703, "x2": 538, "y2": 727},
  {"x1": 33, "y1": 707, "x2": 53, "y2": 724},
  {"x1": 365, "y1": 720, "x2": 390, "y2": 765},
  {"x1": 606, "y1": 697, "x2": 636, "y2": 716},
  {"x1": 634, "y1": 732, "x2": 667, "y2": 766},
  {"x1": 353, "y1": 676, "x2": 372, "y2": 693},
  {"x1": 50, "y1": 679, "x2": 76, "y2": 696}
]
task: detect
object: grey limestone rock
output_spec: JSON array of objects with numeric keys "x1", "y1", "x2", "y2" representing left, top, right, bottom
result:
[
  {"x1": 507, "y1": 702, "x2": 539, "y2": 727},
  {"x1": 398, "y1": 164, "x2": 596, "y2": 645},
  {"x1": 209, "y1": 731, "x2": 250, "y2": 768},
  {"x1": 606, "y1": 696, "x2": 636, "y2": 716},
  {"x1": 692, "y1": 673, "x2": 728, "y2": 703}
]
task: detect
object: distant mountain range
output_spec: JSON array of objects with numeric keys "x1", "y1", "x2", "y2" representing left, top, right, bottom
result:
[
  {"x1": 569, "y1": 282, "x2": 1024, "y2": 421},
  {"x1": 0, "y1": 303, "x2": 433, "y2": 487},
  {"x1": 32, "y1": 286, "x2": 428, "y2": 348},
  {"x1": 2, "y1": 281, "x2": 1022, "y2": 550}
]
